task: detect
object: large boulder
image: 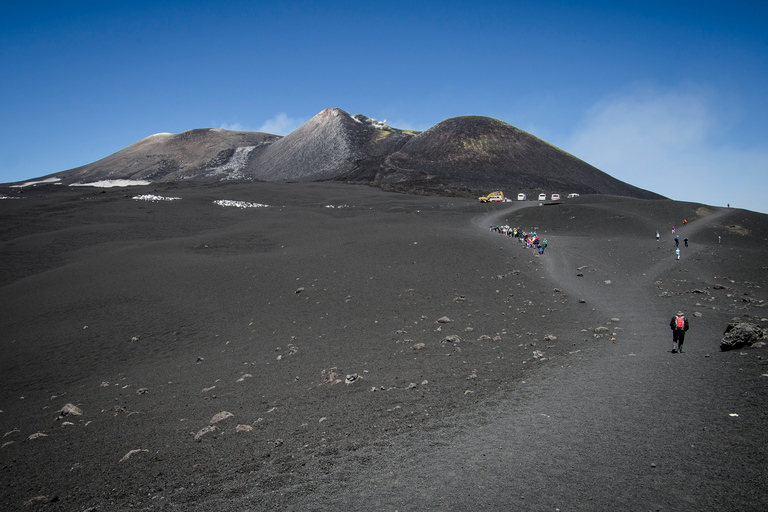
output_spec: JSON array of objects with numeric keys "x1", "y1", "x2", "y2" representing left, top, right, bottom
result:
[{"x1": 720, "y1": 321, "x2": 766, "y2": 351}]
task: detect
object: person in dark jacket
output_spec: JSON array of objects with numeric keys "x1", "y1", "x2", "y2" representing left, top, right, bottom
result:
[{"x1": 670, "y1": 311, "x2": 689, "y2": 353}]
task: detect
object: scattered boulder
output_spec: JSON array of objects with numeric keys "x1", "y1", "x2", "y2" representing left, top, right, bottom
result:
[
  {"x1": 321, "y1": 367, "x2": 342, "y2": 384},
  {"x1": 720, "y1": 322, "x2": 766, "y2": 351},
  {"x1": 441, "y1": 334, "x2": 461, "y2": 344},
  {"x1": 437, "y1": 316, "x2": 452, "y2": 323},
  {"x1": 119, "y1": 449, "x2": 149, "y2": 463},
  {"x1": 210, "y1": 411, "x2": 234, "y2": 424},
  {"x1": 194, "y1": 425, "x2": 217, "y2": 441},
  {"x1": 58, "y1": 404, "x2": 83, "y2": 418}
]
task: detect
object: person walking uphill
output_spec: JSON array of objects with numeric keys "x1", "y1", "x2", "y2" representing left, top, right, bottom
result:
[{"x1": 670, "y1": 311, "x2": 689, "y2": 353}]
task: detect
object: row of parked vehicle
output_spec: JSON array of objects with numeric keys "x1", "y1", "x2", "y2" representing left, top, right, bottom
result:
[{"x1": 478, "y1": 191, "x2": 580, "y2": 203}]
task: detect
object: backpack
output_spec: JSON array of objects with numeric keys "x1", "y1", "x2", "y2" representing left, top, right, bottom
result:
[{"x1": 675, "y1": 316, "x2": 685, "y2": 330}]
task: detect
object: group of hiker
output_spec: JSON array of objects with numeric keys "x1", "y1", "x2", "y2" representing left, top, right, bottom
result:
[
  {"x1": 489, "y1": 225, "x2": 548, "y2": 255},
  {"x1": 656, "y1": 219, "x2": 691, "y2": 260}
]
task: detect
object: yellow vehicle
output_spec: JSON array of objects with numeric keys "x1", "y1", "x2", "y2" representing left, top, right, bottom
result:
[{"x1": 478, "y1": 191, "x2": 506, "y2": 203}]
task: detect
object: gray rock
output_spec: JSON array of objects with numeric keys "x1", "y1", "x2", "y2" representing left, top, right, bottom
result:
[{"x1": 720, "y1": 322, "x2": 766, "y2": 351}]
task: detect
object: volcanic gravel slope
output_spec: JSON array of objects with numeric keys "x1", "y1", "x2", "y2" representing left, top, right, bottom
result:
[
  {"x1": 366, "y1": 116, "x2": 663, "y2": 199},
  {"x1": 0, "y1": 182, "x2": 766, "y2": 511}
]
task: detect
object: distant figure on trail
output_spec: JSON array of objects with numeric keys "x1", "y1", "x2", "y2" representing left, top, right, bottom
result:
[
  {"x1": 675, "y1": 235, "x2": 680, "y2": 247},
  {"x1": 675, "y1": 248, "x2": 681, "y2": 260},
  {"x1": 672, "y1": 226, "x2": 676, "y2": 234},
  {"x1": 670, "y1": 311, "x2": 689, "y2": 353},
  {"x1": 683, "y1": 219, "x2": 687, "y2": 227},
  {"x1": 656, "y1": 230, "x2": 660, "y2": 242},
  {"x1": 684, "y1": 237, "x2": 689, "y2": 247}
]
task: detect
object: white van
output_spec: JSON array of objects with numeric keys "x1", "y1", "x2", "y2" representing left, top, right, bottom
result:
[
  {"x1": 567, "y1": 193, "x2": 580, "y2": 198},
  {"x1": 517, "y1": 193, "x2": 527, "y2": 201},
  {"x1": 551, "y1": 194, "x2": 560, "y2": 200},
  {"x1": 538, "y1": 193, "x2": 547, "y2": 201}
]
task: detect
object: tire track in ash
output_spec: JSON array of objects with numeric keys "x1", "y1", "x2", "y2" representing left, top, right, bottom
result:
[{"x1": 332, "y1": 207, "x2": 762, "y2": 511}]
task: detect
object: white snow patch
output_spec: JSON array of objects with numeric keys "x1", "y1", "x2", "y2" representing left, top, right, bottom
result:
[
  {"x1": 214, "y1": 200, "x2": 268, "y2": 209},
  {"x1": 324, "y1": 204, "x2": 350, "y2": 208},
  {"x1": 72, "y1": 180, "x2": 152, "y2": 188},
  {"x1": 10, "y1": 177, "x2": 61, "y2": 188},
  {"x1": 133, "y1": 194, "x2": 181, "y2": 202}
]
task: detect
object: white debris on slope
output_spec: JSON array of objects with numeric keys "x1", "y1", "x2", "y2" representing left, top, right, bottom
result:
[
  {"x1": 214, "y1": 200, "x2": 268, "y2": 209},
  {"x1": 206, "y1": 146, "x2": 256, "y2": 180},
  {"x1": 72, "y1": 180, "x2": 151, "y2": 188},
  {"x1": 10, "y1": 178, "x2": 61, "y2": 188},
  {"x1": 133, "y1": 194, "x2": 181, "y2": 202}
]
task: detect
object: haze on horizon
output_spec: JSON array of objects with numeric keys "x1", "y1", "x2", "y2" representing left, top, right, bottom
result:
[{"x1": 1, "y1": 1, "x2": 766, "y2": 213}]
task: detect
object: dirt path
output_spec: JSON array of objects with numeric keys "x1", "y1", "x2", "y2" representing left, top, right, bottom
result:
[{"x1": 326, "y1": 207, "x2": 767, "y2": 511}]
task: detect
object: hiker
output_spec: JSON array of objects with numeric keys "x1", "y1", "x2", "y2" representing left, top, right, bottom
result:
[
  {"x1": 684, "y1": 237, "x2": 689, "y2": 247},
  {"x1": 670, "y1": 311, "x2": 689, "y2": 353},
  {"x1": 675, "y1": 235, "x2": 680, "y2": 247},
  {"x1": 672, "y1": 226, "x2": 676, "y2": 234},
  {"x1": 683, "y1": 219, "x2": 687, "y2": 227},
  {"x1": 675, "y1": 248, "x2": 681, "y2": 260},
  {"x1": 656, "y1": 230, "x2": 660, "y2": 242}
]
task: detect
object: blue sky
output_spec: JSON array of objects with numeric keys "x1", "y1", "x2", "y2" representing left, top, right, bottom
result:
[{"x1": 2, "y1": 1, "x2": 766, "y2": 213}]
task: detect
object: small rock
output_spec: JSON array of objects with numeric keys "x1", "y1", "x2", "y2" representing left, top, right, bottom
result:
[
  {"x1": 345, "y1": 374, "x2": 361, "y2": 385},
  {"x1": 412, "y1": 342, "x2": 426, "y2": 350},
  {"x1": 59, "y1": 403, "x2": 83, "y2": 417},
  {"x1": 236, "y1": 424, "x2": 254, "y2": 433},
  {"x1": 24, "y1": 496, "x2": 57, "y2": 506},
  {"x1": 136, "y1": 388, "x2": 149, "y2": 395},
  {"x1": 28, "y1": 432, "x2": 48, "y2": 440},
  {"x1": 119, "y1": 449, "x2": 149, "y2": 463},
  {"x1": 194, "y1": 425, "x2": 217, "y2": 441},
  {"x1": 441, "y1": 335, "x2": 461, "y2": 344},
  {"x1": 322, "y1": 367, "x2": 342, "y2": 384},
  {"x1": 210, "y1": 411, "x2": 234, "y2": 424},
  {"x1": 437, "y1": 316, "x2": 452, "y2": 323},
  {"x1": 295, "y1": 287, "x2": 305, "y2": 294}
]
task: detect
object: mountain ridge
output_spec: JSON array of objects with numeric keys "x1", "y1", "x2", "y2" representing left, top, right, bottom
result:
[{"x1": 24, "y1": 108, "x2": 664, "y2": 200}]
